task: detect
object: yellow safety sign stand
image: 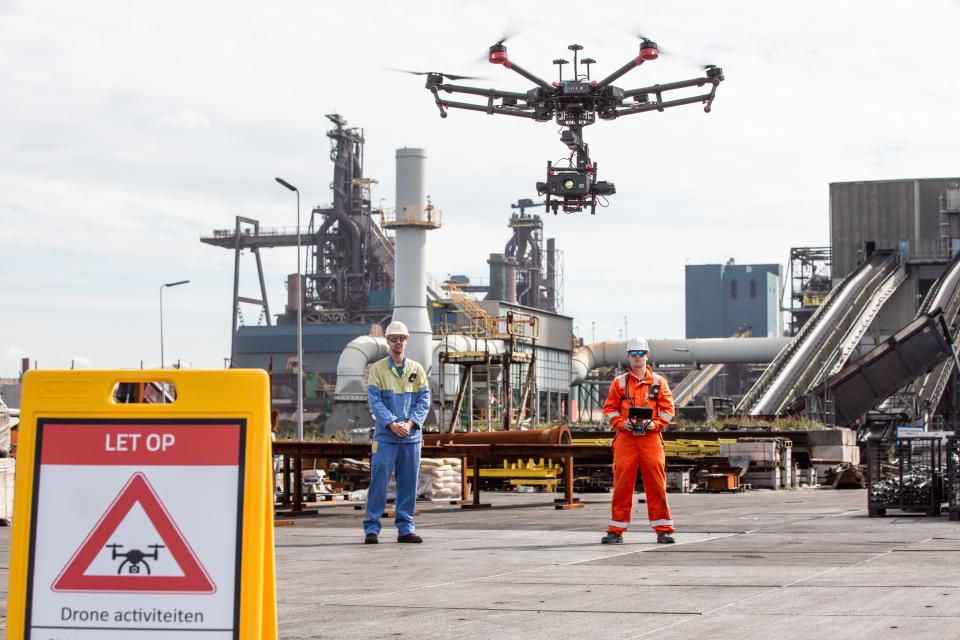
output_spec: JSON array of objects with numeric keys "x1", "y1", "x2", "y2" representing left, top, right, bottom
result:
[{"x1": 6, "y1": 370, "x2": 277, "y2": 640}]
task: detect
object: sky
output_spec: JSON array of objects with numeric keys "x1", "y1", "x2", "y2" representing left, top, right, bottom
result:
[{"x1": 2, "y1": 0, "x2": 960, "y2": 376}]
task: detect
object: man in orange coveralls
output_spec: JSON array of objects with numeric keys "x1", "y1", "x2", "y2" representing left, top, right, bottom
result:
[{"x1": 601, "y1": 337, "x2": 676, "y2": 544}]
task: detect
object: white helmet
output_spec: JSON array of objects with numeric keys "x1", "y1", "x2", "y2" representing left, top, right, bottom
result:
[
  {"x1": 385, "y1": 320, "x2": 410, "y2": 337},
  {"x1": 627, "y1": 336, "x2": 649, "y2": 353}
]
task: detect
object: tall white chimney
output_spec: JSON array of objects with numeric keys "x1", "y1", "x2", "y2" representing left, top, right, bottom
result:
[{"x1": 388, "y1": 147, "x2": 440, "y2": 370}]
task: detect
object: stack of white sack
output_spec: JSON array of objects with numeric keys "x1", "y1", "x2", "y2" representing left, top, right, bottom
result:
[
  {"x1": 385, "y1": 458, "x2": 462, "y2": 501},
  {"x1": 417, "y1": 457, "x2": 462, "y2": 499}
]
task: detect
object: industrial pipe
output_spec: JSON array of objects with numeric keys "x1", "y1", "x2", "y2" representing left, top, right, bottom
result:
[
  {"x1": 571, "y1": 337, "x2": 791, "y2": 384},
  {"x1": 423, "y1": 425, "x2": 571, "y2": 446},
  {"x1": 333, "y1": 335, "x2": 388, "y2": 401}
]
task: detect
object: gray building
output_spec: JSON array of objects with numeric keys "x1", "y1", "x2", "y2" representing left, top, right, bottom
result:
[
  {"x1": 685, "y1": 261, "x2": 783, "y2": 338},
  {"x1": 830, "y1": 178, "x2": 960, "y2": 335}
]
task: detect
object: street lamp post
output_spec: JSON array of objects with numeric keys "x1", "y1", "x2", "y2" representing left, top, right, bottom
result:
[
  {"x1": 160, "y1": 280, "x2": 190, "y2": 368},
  {"x1": 275, "y1": 177, "x2": 304, "y2": 440}
]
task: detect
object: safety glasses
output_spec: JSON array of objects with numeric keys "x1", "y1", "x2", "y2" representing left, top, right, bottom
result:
[
  {"x1": 387, "y1": 336, "x2": 408, "y2": 343},
  {"x1": 627, "y1": 350, "x2": 648, "y2": 358}
]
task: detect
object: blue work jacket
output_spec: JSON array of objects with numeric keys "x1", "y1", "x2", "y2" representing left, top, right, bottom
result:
[{"x1": 367, "y1": 356, "x2": 431, "y2": 443}]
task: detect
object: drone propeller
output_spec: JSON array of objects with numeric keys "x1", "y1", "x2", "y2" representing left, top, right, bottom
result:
[
  {"x1": 630, "y1": 32, "x2": 668, "y2": 57},
  {"x1": 631, "y1": 30, "x2": 723, "y2": 71},
  {"x1": 385, "y1": 67, "x2": 485, "y2": 82},
  {"x1": 474, "y1": 25, "x2": 526, "y2": 62}
]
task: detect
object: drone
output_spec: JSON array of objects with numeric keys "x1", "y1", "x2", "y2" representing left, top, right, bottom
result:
[
  {"x1": 105, "y1": 542, "x2": 165, "y2": 575},
  {"x1": 409, "y1": 38, "x2": 724, "y2": 214}
]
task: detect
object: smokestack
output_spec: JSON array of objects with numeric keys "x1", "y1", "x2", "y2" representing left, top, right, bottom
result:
[
  {"x1": 487, "y1": 253, "x2": 506, "y2": 301},
  {"x1": 391, "y1": 147, "x2": 438, "y2": 370},
  {"x1": 504, "y1": 256, "x2": 518, "y2": 304},
  {"x1": 546, "y1": 237, "x2": 556, "y2": 311}
]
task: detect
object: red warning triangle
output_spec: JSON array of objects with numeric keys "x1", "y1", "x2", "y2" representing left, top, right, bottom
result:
[{"x1": 52, "y1": 472, "x2": 216, "y2": 593}]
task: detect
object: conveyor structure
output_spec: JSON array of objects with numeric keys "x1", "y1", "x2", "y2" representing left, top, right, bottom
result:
[
  {"x1": 737, "y1": 251, "x2": 905, "y2": 416},
  {"x1": 826, "y1": 251, "x2": 960, "y2": 426}
]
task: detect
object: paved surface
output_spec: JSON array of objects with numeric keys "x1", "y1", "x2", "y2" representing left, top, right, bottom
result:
[{"x1": 5, "y1": 488, "x2": 960, "y2": 638}]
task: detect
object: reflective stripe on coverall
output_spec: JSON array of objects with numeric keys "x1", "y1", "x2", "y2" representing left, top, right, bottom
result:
[{"x1": 603, "y1": 366, "x2": 675, "y2": 535}]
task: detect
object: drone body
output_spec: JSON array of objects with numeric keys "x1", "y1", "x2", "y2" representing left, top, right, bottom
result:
[{"x1": 419, "y1": 39, "x2": 724, "y2": 214}]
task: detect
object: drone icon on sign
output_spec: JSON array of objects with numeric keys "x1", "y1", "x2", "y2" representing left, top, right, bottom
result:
[{"x1": 105, "y1": 542, "x2": 165, "y2": 575}]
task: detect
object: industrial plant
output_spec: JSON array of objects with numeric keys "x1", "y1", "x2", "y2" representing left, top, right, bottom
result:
[{"x1": 200, "y1": 116, "x2": 960, "y2": 450}]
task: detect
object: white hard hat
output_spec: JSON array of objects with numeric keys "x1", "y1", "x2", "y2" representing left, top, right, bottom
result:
[
  {"x1": 385, "y1": 320, "x2": 410, "y2": 337},
  {"x1": 627, "y1": 336, "x2": 649, "y2": 353}
]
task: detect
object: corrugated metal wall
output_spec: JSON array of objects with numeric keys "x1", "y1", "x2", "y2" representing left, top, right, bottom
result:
[
  {"x1": 830, "y1": 178, "x2": 960, "y2": 279},
  {"x1": 829, "y1": 178, "x2": 960, "y2": 336}
]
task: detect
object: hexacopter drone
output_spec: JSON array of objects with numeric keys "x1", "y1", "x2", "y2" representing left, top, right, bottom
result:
[{"x1": 410, "y1": 38, "x2": 724, "y2": 214}]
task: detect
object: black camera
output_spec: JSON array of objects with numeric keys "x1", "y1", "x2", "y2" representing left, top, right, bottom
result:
[
  {"x1": 537, "y1": 158, "x2": 616, "y2": 215},
  {"x1": 538, "y1": 170, "x2": 590, "y2": 196}
]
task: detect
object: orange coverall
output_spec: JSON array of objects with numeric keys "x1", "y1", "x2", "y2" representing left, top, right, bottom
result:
[{"x1": 603, "y1": 366, "x2": 675, "y2": 535}]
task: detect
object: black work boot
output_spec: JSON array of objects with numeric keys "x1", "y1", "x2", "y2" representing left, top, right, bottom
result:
[
  {"x1": 398, "y1": 533, "x2": 423, "y2": 543},
  {"x1": 657, "y1": 531, "x2": 675, "y2": 544},
  {"x1": 364, "y1": 533, "x2": 378, "y2": 544},
  {"x1": 601, "y1": 531, "x2": 623, "y2": 544}
]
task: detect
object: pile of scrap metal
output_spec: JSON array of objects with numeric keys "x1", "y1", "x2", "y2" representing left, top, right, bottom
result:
[{"x1": 868, "y1": 462, "x2": 936, "y2": 506}]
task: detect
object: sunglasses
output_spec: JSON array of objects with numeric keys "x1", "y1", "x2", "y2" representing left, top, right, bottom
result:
[
  {"x1": 627, "y1": 350, "x2": 648, "y2": 358},
  {"x1": 387, "y1": 336, "x2": 408, "y2": 343}
]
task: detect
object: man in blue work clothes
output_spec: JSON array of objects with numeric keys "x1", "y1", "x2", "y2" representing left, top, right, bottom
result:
[{"x1": 364, "y1": 320, "x2": 431, "y2": 544}]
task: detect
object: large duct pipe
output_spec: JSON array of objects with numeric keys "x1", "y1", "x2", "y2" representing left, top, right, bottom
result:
[
  {"x1": 393, "y1": 147, "x2": 433, "y2": 370},
  {"x1": 334, "y1": 335, "x2": 388, "y2": 400},
  {"x1": 571, "y1": 337, "x2": 791, "y2": 384}
]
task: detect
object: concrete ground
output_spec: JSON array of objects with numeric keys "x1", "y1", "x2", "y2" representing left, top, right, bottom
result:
[
  {"x1": 5, "y1": 488, "x2": 960, "y2": 638},
  {"x1": 272, "y1": 488, "x2": 960, "y2": 639}
]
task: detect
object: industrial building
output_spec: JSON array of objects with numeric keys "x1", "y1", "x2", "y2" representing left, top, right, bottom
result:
[
  {"x1": 738, "y1": 178, "x2": 960, "y2": 431},
  {"x1": 684, "y1": 260, "x2": 782, "y2": 339},
  {"x1": 200, "y1": 110, "x2": 960, "y2": 438},
  {"x1": 830, "y1": 178, "x2": 960, "y2": 336}
]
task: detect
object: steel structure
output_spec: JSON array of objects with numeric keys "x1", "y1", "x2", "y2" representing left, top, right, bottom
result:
[
  {"x1": 201, "y1": 114, "x2": 397, "y2": 363},
  {"x1": 485, "y1": 199, "x2": 562, "y2": 313},
  {"x1": 783, "y1": 246, "x2": 831, "y2": 336}
]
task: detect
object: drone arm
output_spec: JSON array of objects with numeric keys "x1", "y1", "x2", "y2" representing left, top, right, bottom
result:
[
  {"x1": 622, "y1": 77, "x2": 714, "y2": 97},
  {"x1": 615, "y1": 92, "x2": 716, "y2": 116},
  {"x1": 435, "y1": 83, "x2": 528, "y2": 102},
  {"x1": 494, "y1": 60, "x2": 553, "y2": 91},
  {"x1": 440, "y1": 98, "x2": 538, "y2": 119},
  {"x1": 595, "y1": 57, "x2": 646, "y2": 90}
]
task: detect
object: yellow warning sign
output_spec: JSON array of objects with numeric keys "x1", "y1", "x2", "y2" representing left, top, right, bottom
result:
[{"x1": 6, "y1": 370, "x2": 277, "y2": 640}]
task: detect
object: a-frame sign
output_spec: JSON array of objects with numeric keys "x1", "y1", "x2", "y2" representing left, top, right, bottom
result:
[{"x1": 6, "y1": 370, "x2": 277, "y2": 639}]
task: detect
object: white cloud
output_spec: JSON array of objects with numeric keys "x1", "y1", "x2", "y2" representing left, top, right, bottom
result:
[
  {"x1": 156, "y1": 108, "x2": 211, "y2": 130},
  {"x1": 2, "y1": 345, "x2": 26, "y2": 363}
]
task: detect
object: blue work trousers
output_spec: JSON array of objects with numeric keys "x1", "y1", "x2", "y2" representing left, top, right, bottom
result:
[{"x1": 364, "y1": 440, "x2": 421, "y2": 536}]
